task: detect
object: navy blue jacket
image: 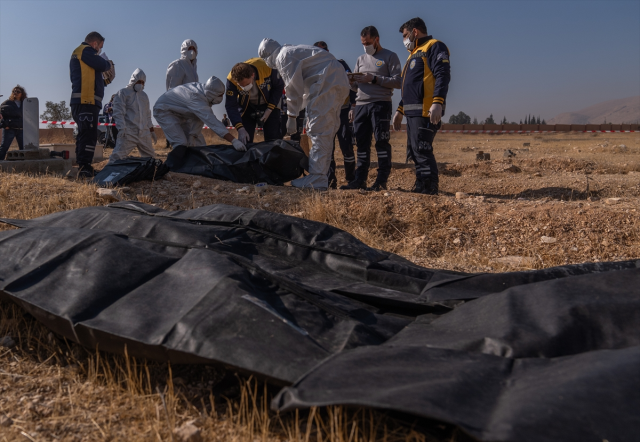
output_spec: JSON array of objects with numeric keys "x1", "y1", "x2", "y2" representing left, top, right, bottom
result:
[
  {"x1": 224, "y1": 58, "x2": 284, "y2": 130},
  {"x1": 398, "y1": 36, "x2": 451, "y2": 118},
  {"x1": 0, "y1": 100, "x2": 23, "y2": 129},
  {"x1": 70, "y1": 42, "x2": 111, "y2": 108}
]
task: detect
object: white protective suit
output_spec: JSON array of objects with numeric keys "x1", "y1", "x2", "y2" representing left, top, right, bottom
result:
[
  {"x1": 109, "y1": 68, "x2": 156, "y2": 163},
  {"x1": 259, "y1": 38, "x2": 350, "y2": 190},
  {"x1": 153, "y1": 77, "x2": 229, "y2": 147},
  {"x1": 166, "y1": 39, "x2": 199, "y2": 90}
]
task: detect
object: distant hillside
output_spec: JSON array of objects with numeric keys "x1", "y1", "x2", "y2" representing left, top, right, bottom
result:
[{"x1": 549, "y1": 96, "x2": 640, "y2": 124}]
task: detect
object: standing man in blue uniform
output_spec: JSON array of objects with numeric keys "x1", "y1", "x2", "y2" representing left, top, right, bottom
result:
[
  {"x1": 313, "y1": 41, "x2": 357, "y2": 188},
  {"x1": 225, "y1": 59, "x2": 284, "y2": 144},
  {"x1": 70, "y1": 32, "x2": 113, "y2": 177},
  {"x1": 393, "y1": 17, "x2": 451, "y2": 195}
]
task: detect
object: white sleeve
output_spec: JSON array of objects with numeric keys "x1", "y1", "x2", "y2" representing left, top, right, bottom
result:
[
  {"x1": 112, "y1": 91, "x2": 126, "y2": 130},
  {"x1": 190, "y1": 95, "x2": 229, "y2": 139},
  {"x1": 165, "y1": 63, "x2": 183, "y2": 91},
  {"x1": 285, "y1": 69, "x2": 304, "y2": 116},
  {"x1": 143, "y1": 94, "x2": 153, "y2": 128}
]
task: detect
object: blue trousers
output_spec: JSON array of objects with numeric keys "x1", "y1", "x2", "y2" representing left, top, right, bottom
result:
[
  {"x1": 0, "y1": 129, "x2": 24, "y2": 161},
  {"x1": 353, "y1": 101, "x2": 392, "y2": 183}
]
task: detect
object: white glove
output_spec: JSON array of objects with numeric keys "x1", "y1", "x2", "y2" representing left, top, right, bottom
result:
[
  {"x1": 237, "y1": 127, "x2": 250, "y2": 145},
  {"x1": 260, "y1": 108, "x2": 272, "y2": 123},
  {"x1": 429, "y1": 103, "x2": 443, "y2": 125},
  {"x1": 231, "y1": 138, "x2": 247, "y2": 152},
  {"x1": 348, "y1": 108, "x2": 355, "y2": 123},
  {"x1": 150, "y1": 131, "x2": 157, "y2": 144},
  {"x1": 393, "y1": 112, "x2": 403, "y2": 131},
  {"x1": 286, "y1": 116, "x2": 297, "y2": 135}
]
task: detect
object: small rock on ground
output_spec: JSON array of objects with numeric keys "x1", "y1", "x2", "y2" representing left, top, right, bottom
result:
[
  {"x1": 541, "y1": 236, "x2": 557, "y2": 244},
  {"x1": 0, "y1": 336, "x2": 16, "y2": 349},
  {"x1": 173, "y1": 423, "x2": 202, "y2": 442},
  {"x1": 455, "y1": 192, "x2": 469, "y2": 200},
  {"x1": 96, "y1": 188, "x2": 120, "y2": 202}
]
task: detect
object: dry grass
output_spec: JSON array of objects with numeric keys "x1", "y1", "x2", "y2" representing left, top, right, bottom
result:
[{"x1": 1, "y1": 132, "x2": 639, "y2": 440}]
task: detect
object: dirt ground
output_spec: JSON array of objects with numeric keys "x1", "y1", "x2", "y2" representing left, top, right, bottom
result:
[{"x1": 0, "y1": 131, "x2": 639, "y2": 441}]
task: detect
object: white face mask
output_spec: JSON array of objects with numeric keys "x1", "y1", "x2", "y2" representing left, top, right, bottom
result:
[
  {"x1": 133, "y1": 83, "x2": 144, "y2": 92},
  {"x1": 95, "y1": 46, "x2": 102, "y2": 55},
  {"x1": 187, "y1": 50, "x2": 196, "y2": 61},
  {"x1": 240, "y1": 81, "x2": 254, "y2": 92},
  {"x1": 403, "y1": 33, "x2": 416, "y2": 51},
  {"x1": 363, "y1": 44, "x2": 376, "y2": 56}
]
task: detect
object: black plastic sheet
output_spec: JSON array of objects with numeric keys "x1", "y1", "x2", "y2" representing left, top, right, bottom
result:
[
  {"x1": 0, "y1": 202, "x2": 638, "y2": 442},
  {"x1": 92, "y1": 157, "x2": 168, "y2": 187},
  {"x1": 164, "y1": 140, "x2": 308, "y2": 185}
]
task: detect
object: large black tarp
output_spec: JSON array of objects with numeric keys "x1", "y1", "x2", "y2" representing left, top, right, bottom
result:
[
  {"x1": 0, "y1": 202, "x2": 638, "y2": 442},
  {"x1": 165, "y1": 140, "x2": 308, "y2": 185}
]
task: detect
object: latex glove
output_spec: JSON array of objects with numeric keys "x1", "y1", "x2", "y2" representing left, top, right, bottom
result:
[
  {"x1": 348, "y1": 108, "x2": 355, "y2": 123},
  {"x1": 392, "y1": 112, "x2": 403, "y2": 131},
  {"x1": 356, "y1": 73, "x2": 374, "y2": 83},
  {"x1": 260, "y1": 108, "x2": 272, "y2": 123},
  {"x1": 231, "y1": 138, "x2": 247, "y2": 152},
  {"x1": 237, "y1": 127, "x2": 250, "y2": 145},
  {"x1": 429, "y1": 103, "x2": 443, "y2": 125},
  {"x1": 150, "y1": 131, "x2": 157, "y2": 145},
  {"x1": 286, "y1": 116, "x2": 297, "y2": 135}
]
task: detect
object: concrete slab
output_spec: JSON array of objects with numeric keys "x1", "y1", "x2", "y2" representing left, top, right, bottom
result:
[{"x1": 0, "y1": 158, "x2": 73, "y2": 175}]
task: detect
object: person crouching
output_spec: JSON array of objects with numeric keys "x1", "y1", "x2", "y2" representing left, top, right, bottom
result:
[{"x1": 108, "y1": 68, "x2": 157, "y2": 163}]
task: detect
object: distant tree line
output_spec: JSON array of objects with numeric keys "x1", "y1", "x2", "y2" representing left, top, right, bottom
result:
[{"x1": 448, "y1": 112, "x2": 546, "y2": 125}]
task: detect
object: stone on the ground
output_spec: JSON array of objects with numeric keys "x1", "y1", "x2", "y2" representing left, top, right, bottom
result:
[
  {"x1": 192, "y1": 181, "x2": 202, "y2": 189},
  {"x1": 533, "y1": 172, "x2": 542, "y2": 177},
  {"x1": 455, "y1": 192, "x2": 469, "y2": 200},
  {"x1": 541, "y1": 236, "x2": 557, "y2": 244},
  {"x1": 173, "y1": 423, "x2": 202, "y2": 442},
  {"x1": 504, "y1": 165, "x2": 521, "y2": 173},
  {"x1": 453, "y1": 238, "x2": 461, "y2": 244},
  {"x1": 0, "y1": 336, "x2": 16, "y2": 349},
  {"x1": 605, "y1": 198, "x2": 621, "y2": 205},
  {"x1": 503, "y1": 149, "x2": 516, "y2": 158},
  {"x1": 96, "y1": 188, "x2": 120, "y2": 202},
  {"x1": 493, "y1": 256, "x2": 535, "y2": 267}
]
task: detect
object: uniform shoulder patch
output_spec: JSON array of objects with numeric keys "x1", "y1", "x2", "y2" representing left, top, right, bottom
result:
[
  {"x1": 437, "y1": 51, "x2": 449, "y2": 61},
  {"x1": 409, "y1": 59, "x2": 416, "y2": 69},
  {"x1": 375, "y1": 60, "x2": 384, "y2": 67}
]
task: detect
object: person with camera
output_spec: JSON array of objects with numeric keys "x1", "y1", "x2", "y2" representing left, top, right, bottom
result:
[
  {"x1": 224, "y1": 59, "x2": 284, "y2": 144},
  {"x1": 0, "y1": 85, "x2": 27, "y2": 161}
]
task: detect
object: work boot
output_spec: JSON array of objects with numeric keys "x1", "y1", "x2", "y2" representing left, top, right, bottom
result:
[
  {"x1": 340, "y1": 179, "x2": 366, "y2": 190},
  {"x1": 366, "y1": 180, "x2": 387, "y2": 192},
  {"x1": 328, "y1": 177, "x2": 338, "y2": 189},
  {"x1": 78, "y1": 163, "x2": 95, "y2": 178},
  {"x1": 410, "y1": 178, "x2": 427, "y2": 194},
  {"x1": 344, "y1": 162, "x2": 356, "y2": 183},
  {"x1": 425, "y1": 177, "x2": 439, "y2": 195}
]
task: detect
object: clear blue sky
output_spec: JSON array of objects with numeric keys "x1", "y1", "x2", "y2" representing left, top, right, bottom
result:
[{"x1": 1, "y1": 0, "x2": 638, "y2": 125}]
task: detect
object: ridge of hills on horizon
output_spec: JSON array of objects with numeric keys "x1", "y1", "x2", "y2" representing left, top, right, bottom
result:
[{"x1": 548, "y1": 96, "x2": 640, "y2": 125}]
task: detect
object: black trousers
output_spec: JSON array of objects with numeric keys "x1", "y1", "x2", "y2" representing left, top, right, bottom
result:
[
  {"x1": 353, "y1": 101, "x2": 392, "y2": 183},
  {"x1": 0, "y1": 129, "x2": 23, "y2": 160},
  {"x1": 71, "y1": 104, "x2": 100, "y2": 165},
  {"x1": 243, "y1": 108, "x2": 282, "y2": 143},
  {"x1": 406, "y1": 116, "x2": 440, "y2": 181},
  {"x1": 329, "y1": 107, "x2": 356, "y2": 184}
]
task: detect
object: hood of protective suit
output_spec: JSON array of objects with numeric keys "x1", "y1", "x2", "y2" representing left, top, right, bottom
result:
[
  {"x1": 258, "y1": 38, "x2": 282, "y2": 69},
  {"x1": 180, "y1": 39, "x2": 198, "y2": 59},
  {"x1": 127, "y1": 68, "x2": 146, "y2": 88},
  {"x1": 204, "y1": 76, "x2": 225, "y2": 105}
]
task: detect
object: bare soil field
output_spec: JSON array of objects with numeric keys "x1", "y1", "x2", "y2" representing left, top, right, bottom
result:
[{"x1": 1, "y1": 131, "x2": 639, "y2": 441}]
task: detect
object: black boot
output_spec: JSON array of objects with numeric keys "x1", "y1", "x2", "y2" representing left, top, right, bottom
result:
[
  {"x1": 78, "y1": 163, "x2": 95, "y2": 178},
  {"x1": 344, "y1": 162, "x2": 356, "y2": 183},
  {"x1": 340, "y1": 179, "x2": 366, "y2": 190},
  {"x1": 410, "y1": 178, "x2": 427, "y2": 194},
  {"x1": 425, "y1": 176, "x2": 439, "y2": 195},
  {"x1": 366, "y1": 180, "x2": 387, "y2": 192}
]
